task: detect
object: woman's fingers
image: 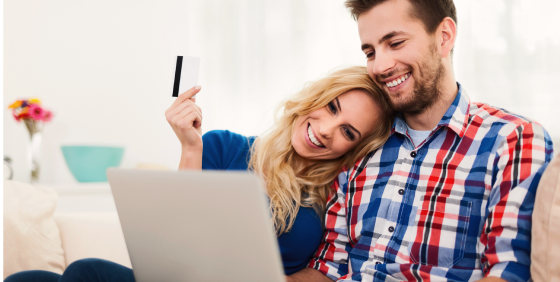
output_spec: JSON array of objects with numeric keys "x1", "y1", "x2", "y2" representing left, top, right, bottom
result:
[
  {"x1": 167, "y1": 86, "x2": 201, "y2": 111},
  {"x1": 166, "y1": 99, "x2": 192, "y2": 121},
  {"x1": 170, "y1": 103, "x2": 203, "y2": 129},
  {"x1": 173, "y1": 110, "x2": 202, "y2": 131},
  {"x1": 166, "y1": 98, "x2": 202, "y2": 124}
]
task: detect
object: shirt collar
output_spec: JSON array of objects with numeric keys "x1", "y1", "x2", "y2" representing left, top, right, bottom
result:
[{"x1": 391, "y1": 83, "x2": 470, "y2": 138}]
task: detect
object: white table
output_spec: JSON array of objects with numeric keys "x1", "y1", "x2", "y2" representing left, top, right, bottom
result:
[{"x1": 42, "y1": 183, "x2": 117, "y2": 213}]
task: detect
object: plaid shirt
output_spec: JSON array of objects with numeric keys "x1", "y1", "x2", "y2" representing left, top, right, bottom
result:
[{"x1": 309, "y1": 84, "x2": 554, "y2": 282}]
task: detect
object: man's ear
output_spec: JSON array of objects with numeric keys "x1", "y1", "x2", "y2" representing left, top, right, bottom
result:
[{"x1": 438, "y1": 17, "x2": 457, "y2": 58}]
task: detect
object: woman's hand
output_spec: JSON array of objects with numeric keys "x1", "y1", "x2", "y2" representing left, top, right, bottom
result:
[
  {"x1": 165, "y1": 86, "x2": 203, "y2": 150},
  {"x1": 165, "y1": 86, "x2": 204, "y2": 170}
]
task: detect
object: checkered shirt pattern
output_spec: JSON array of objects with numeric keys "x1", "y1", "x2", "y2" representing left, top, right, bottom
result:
[{"x1": 308, "y1": 84, "x2": 554, "y2": 282}]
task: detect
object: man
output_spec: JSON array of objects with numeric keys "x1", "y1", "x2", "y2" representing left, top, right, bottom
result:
[{"x1": 288, "y1": 0, "x2": 554, "y2": 281}]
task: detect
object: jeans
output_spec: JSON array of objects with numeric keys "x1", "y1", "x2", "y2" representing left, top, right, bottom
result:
[{"x1": 4, "y1": 258, "x2": 135, "y2": 282}]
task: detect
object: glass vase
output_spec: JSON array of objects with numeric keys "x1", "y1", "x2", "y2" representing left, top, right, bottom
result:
[{"x1": 24, "y1": 119, "x2": 42, "y2": 183}]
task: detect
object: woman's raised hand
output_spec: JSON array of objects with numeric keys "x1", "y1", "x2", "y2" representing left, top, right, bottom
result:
[{"x1": 165, "y1": 86, "x2": 203, "y2": 152}]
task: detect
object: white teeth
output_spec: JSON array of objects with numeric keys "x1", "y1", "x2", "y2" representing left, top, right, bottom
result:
[
  {"x1": 385, "y1": 73, "x2": 410, "y2": 88},
  {"x1": 307, "y1": 124, "x2": 323, "y2": 147}
]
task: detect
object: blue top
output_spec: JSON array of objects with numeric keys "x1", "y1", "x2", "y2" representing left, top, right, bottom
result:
[{"x1": 201, "y1": 130, "x2": 324, "y2": 275}]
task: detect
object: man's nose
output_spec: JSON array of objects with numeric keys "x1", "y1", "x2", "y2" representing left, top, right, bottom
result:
[{"x1": 371, "y1": 50, "x2": 395, "y2": 77}]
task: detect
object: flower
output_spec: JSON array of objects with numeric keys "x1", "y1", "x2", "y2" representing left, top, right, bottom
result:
[
  {"x1": 28, "y1": 104, "x2": 44, "y2": 121},
  {"x1": 17, "y1": 113, "x2": 30, "y2": 121},
  {"x1": 8, "y1": 100, "x2": 22, "y2": 109},
  {"x1": 8, "y1": 98, "x2": 53, "y2": 123},
  {"x1": 42, "y1": 111, "x2": 53, "y2": 122},
  {"x1": 28, "y1": 98, "x2": 41, "y2": 104}
]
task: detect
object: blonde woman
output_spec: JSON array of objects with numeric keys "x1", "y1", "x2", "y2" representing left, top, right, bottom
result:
[
  {"x1": 4, "y1": 67, "x2": 393, "y2": 282},
  {"x1": 167, "y1": 66, "x2": 393, "y2": 275}
]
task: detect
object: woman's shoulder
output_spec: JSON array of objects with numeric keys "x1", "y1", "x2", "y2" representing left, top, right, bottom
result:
[
  {"x1": 201, "y1": 130, "x2": 256, "y2": 170},
  {"x1": 202, "y1": 130, "x2": 255, "y2": 147}
]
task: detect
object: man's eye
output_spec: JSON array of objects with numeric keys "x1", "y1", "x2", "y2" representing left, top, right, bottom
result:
[
  {"x1": 391, "y1": 41, "x2": 404, "y2": 48},
  {"x1": 366, "y1": 52, "x2": 375, "y2": 59}
]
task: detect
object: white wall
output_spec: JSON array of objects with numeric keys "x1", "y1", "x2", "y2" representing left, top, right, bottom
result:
[{"x1": 4, "y1": 0, "x2": 560, "y2": 184}]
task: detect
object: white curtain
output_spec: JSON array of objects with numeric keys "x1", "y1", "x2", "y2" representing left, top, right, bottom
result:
[
  {"x1": 4, "y1": 0, "x2": 559, "y2": 183},
  {"x1": 454, "y1": 0, "x2": 560, "y2": 145}
]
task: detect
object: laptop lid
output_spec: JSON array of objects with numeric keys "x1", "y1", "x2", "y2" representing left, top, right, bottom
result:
[{"x1": 107, "y1": 168, "x2": 285, "y2": 282}]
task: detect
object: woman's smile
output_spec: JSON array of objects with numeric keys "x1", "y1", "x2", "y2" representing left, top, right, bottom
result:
[{"x1": 305, "y1": 123, "x2": 326, "y2": 149}]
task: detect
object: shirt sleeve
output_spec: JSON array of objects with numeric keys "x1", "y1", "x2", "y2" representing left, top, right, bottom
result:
[
  {"x1": 308, "y1": 171, "x2": 353, "y2": 281},
  {"x1": 481, "y1": 123, "x2": 554, "y2": 282},
  {"x1": 201, "y1": 130, "x2": 254, "y2": 170},
  {"x1": 201, "y1": 130, "x2": 225, "y2": 170}
]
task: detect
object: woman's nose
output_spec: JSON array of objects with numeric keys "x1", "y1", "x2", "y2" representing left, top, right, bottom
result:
[{"x1": 318, "y1": 122, "x2": 336, "y2": 139}]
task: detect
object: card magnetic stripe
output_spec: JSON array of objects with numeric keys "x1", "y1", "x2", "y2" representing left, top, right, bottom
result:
[{"x1": 172, "y1": 56, "x2": 183, "y2": 97}]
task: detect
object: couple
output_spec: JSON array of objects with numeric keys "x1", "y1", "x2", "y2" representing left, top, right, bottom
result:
[{"x1": 6, "y1": 0, "x2": 554, "y2": 281}]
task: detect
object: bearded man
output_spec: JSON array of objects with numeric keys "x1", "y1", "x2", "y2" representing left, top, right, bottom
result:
[{"x1": 288, "y1": 0, "x2": 554, "y2": 281}]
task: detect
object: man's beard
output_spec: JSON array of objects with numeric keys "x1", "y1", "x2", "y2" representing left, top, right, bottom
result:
[{"x1": 380, "y1": 42, "x2": 444, "y2": 115}]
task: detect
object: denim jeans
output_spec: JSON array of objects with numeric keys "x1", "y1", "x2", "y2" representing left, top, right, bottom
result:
[{"x1": 4, "y1": 258, "x2": 135, "y2": 282}]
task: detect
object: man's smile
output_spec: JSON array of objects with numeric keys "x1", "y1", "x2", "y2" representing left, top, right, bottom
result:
[
  {"x1": 385, "y1": 72, "x2": 410, "y2": 88},
  {"x1": 377, "y1": 71, "x2": 412, "y2": 93}
]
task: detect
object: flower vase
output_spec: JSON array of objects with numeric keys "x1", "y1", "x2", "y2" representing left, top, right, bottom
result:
[{"x1": 24, "y1": 119, "x2": 42, "y2": 183}]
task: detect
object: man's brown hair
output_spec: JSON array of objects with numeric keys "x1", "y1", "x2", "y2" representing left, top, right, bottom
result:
[{"x1": 345, "y1": 0, "x2": 457, "y2": 34}]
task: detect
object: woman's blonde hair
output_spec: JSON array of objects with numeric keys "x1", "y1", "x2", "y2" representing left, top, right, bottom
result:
[{"x1": 249, "y1": 66, "x2": 394, "y2": 235}]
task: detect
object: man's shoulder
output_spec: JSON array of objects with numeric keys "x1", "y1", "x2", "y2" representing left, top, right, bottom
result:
[
  {"x1": 468, "y1": 102, "x2": 553, "y2": 157},
  {"x1": 469, "y1": 101, "x2": 543, "y2": 132}
]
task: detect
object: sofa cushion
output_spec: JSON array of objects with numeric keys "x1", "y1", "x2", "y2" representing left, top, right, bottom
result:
[
  {"x1": 54, "y1": 213, "x2": 132, "y2": 268},
  {"x1": 3, "y1": 180, "x2": 66, "y2": 279},
  {"x1": 531, "y1": 155, "x2": 560, "y2": 281}
]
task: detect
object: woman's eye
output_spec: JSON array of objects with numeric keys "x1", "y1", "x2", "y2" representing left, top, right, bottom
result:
[
  {"x1": 343, "y1": 127, "x2": 355, "y2": 141},
  {"x1": 391, "y1": 41, "x2": 404, "y2": 48},
  {"x1": 328, "y1": 102, "x2": 337, "y2": 114}
]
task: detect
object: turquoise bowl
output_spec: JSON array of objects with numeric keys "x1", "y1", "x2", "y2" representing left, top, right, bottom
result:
[{"x1": 61, "y1": 146, "x2": 124, "y2": 182}]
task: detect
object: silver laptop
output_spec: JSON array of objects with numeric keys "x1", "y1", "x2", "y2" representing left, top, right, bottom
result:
[{"x1": 107, "y1": 168, "x2": 285, "y2": 282}]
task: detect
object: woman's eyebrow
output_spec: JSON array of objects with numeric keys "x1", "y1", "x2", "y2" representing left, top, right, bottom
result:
[
  {"x1": 347, "y1": 124, "x2": 362, "y2": 140},
  {"x1": 335, "y1": 97, "x2": 342, "y2": 112}
]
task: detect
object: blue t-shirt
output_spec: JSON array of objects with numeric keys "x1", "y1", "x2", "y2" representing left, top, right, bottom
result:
[{"x1": 201, "y1": 130, "x2": 324, "y2": 275}]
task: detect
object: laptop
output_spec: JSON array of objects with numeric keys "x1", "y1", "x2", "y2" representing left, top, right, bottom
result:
[{"x1": 106, "y1": 168, "x2": 285, "y2": 282}]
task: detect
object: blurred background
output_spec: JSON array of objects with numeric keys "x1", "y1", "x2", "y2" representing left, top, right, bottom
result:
[{"x1": 4, "y1": 0, "x2": 560, "y2": 184}]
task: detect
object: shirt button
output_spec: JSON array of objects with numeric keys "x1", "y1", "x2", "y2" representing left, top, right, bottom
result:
[
  {"x1": 410, "y1": 151, "x2": 417, "y2": 157},
  {"x1": 388, "y1": 226, "x2": 395, "y2": 232},
  {"x1": 398, "y1": 189, "x2": 404, "y2": 195}
]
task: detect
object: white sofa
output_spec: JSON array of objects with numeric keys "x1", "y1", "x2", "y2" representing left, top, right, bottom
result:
[
  {"x1": 54, "y1": 213, "x2": 131, "y2": 267},
  {"x1": 3, "y1": 180, "x2": 131, "y2": 279}
]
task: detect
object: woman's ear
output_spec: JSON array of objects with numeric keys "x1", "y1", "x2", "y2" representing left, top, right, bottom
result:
[{"x1": 438, "y1": 17, "x2": 457, "y2": 59}]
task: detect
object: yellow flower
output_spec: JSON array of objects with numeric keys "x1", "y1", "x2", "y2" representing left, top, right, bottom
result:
[
  {"x1": 29, "y1": 98, "x2": 41, "y2": 104},
  {"x1": 8, "y1": 100, "x2": 22, "y2": 109}
]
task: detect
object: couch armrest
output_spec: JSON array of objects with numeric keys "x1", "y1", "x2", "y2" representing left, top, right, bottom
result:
[{"x1": 54, "y1": 213, "x2": 132, "y2": 268}]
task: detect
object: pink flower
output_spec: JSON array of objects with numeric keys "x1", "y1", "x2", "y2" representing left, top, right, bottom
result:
[
  {"x1": 28, "y1": 104, "x2": 44, "y2": 121},
  {"x1": 42, "y1": 110, "x2": 53, "y2": 122}
]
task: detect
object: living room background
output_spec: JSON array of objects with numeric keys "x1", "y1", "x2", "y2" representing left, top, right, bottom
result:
[{"x1": 4, "y1": 0, "x2": 559, "y2": 184}]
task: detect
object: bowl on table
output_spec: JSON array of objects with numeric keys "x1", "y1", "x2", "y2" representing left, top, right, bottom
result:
[{"x1": 61, "y1": 145, "x2": 125, "y2": 182}]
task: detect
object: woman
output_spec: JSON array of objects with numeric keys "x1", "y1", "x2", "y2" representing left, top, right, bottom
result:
[{"x1": 4, "y1": 66, "x2": 393, "y2": 282}]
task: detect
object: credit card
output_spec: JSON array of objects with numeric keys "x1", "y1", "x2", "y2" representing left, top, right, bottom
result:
[{"x1": 171, "y1": 56, "x2": 200, "y2": 97}]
